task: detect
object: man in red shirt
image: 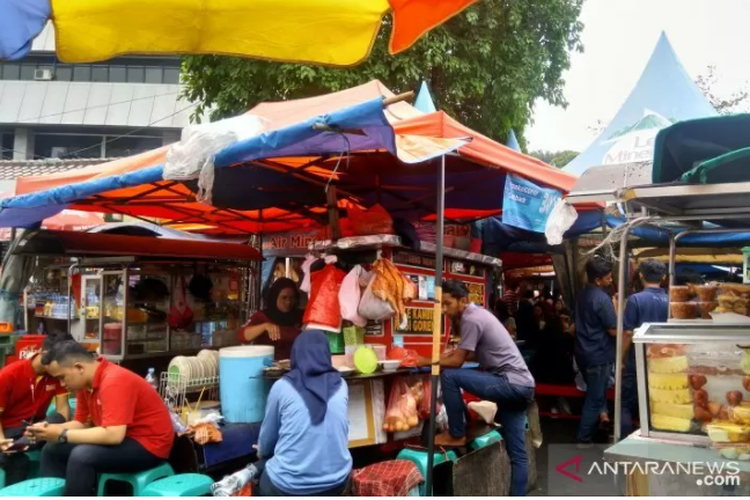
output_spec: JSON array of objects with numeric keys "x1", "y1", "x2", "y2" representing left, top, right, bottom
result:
[
  {"x1": 27, "y1": 341, "x2": 174, "y2": 496},
  {"x1": 0, "y1": 332, "x2": 72, "y2": 485}
]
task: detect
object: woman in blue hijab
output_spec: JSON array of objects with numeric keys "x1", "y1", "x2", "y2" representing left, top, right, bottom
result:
[{"x1": 256, "y1": 330, "x2": 352, "y2": 496}]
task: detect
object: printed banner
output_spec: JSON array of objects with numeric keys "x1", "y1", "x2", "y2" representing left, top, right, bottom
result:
[{"x1": 502, "y1": 174, "x2": 562, "y2": 233}]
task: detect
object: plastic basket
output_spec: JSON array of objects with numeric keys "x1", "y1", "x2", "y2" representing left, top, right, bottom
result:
[
  {"x1": 343, "y1": 326, "x2": 365, "y2": 346},
  {"x1": 327, "y1": 332, "x2": 345, "y2": 354}
]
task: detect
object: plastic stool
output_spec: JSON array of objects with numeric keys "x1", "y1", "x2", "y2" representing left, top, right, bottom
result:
[
  {"x1": 25, "y1": 449, "x2": 42, "y2": 479},
  {"x1": 141, "y1": 473, "x2": 213, "y2": 497},
  {"x1": 468, "y1": 429, "x2": 503, "y2": 450},
  {"x1": 396, "y1": 448, "x2": 458, "y2": 495},
  {"x1": 0, "y1": 468, "x2": 5, "y2": 489},
  {"x1": 0, "y1": 478, "x2": 65, "y2": 496},
  {"x1": 97, "y1": 463, "x2": 174, "y2": 496}
]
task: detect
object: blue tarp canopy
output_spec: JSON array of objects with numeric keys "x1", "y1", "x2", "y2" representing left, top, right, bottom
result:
[
  {"x1": 606, "y1": 213, "x2": 750, "y2": 246},
  {"x1": 482, "y1": 209, "x2": 604, "y2": 255}
]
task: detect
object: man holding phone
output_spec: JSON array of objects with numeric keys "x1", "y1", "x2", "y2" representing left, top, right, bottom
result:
[
  {"x1": 28, "y1": 340, "x2": 174, "y2": 496},
  {"x1": 0, "y1": 332, "x2": 72, "y2": 485}
]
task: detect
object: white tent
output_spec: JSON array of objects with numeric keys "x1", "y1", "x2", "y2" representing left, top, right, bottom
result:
[{"x1": 564, "y1": 32, "x2": 717, "y2": 176}]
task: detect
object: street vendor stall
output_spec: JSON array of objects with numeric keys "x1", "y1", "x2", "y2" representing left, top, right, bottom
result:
[
  {"x1": 0, "y1": 81, "x2": 576, "y2": 494},
  {"x1": 10, "y1": 229, "x2": 260, "y2": 370},
  {"x1": 565, "y1": 115, "x2": 750, "y2": 495}
]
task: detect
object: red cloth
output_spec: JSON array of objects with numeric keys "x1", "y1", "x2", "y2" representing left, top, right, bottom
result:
[
  {"x1": 352, "y1": 459, "x2": 423, "y2": 496},
  {"x1": 74, "y1": 358, "x2": 174, "y2": 458},
  {"x1": 0, "y1": 354, "x2": 67, "y2": 428},
  {"x1": 237, "y1": 310, "x2": 300, "y2": 360}
]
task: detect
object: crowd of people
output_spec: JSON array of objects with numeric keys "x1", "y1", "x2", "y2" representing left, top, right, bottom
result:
[{"x1": 494, "y1": 257, "x2": 676, "y2": 447}]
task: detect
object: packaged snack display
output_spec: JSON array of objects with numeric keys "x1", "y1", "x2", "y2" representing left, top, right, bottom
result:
[
  {"x1": 670, "y1": 302, "x2": 697, "y2": 320},
  {"x1": 670, "y1": 286, "x2": 693, "y2": 303}
]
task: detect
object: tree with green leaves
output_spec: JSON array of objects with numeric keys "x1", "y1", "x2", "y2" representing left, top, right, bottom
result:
[
  {"x1": 529, "y1": 150, "x2": 579, "y2": 168},
  {"x1": 182, "y1": 0, "x2": 583, "y2": 143}
]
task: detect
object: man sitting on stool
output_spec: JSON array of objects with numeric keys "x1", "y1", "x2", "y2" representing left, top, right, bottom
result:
[
  {"x1": 419, "y1": 280, "x2": 535, "y2": 497},
  {"x1": 27, "y1": 340, "x2": 174, "y2": 496},
  {"x1": 0, "y1": 332, "x2": 73, "y2": 485}
]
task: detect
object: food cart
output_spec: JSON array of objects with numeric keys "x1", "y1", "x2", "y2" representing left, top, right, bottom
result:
[
  {"x1": 568, "y1": 178, "x2": 750, "y2": 495},
  {"x1": 12, "y1": 229, "x2": 261, "y2": 372},
  {"x1": 260, "y1": 230, "x2": 501, "y2": 448}
]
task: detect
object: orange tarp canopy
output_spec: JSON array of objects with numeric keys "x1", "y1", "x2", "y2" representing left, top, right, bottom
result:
[{"x1": 12, "y1": 81, "x2": 576, "y2": 234}]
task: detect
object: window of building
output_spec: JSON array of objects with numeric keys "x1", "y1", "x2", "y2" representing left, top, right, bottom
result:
[
  {"x1": 1, "y1": 132, "x2": 14, "y2": 160},
  {"x1": 20, "y1": 64, "x2": 36, "y2": 80},
  {"x1": 0, "y1": 60, "x2": 181, "y2": 84},
  {"x1": 145, "y1": 67, "x2": 163, "y2": 84},
  {"x1": 105, "y1": 135, "x2": 162, "y2": 157},
  {"x1": 163, "y1": 67, "x2": 181, "y2": 84},
  {"x1": 55, "y1": 65, "x2": 73, "y2": 81},
  {"x1": 110, "y1": 66, "x2": 127, "y2": 83},
  {"x1": 73, "y1": 65, "x2": 92, "y2": 82},
  {"x1": 92, "y1": 66, "x2": 109, "y2": 82},
  {"x1": 34, "y1": 134, "x2": 103, "y2": 159},
  {"x1": 127, "y1": 66, "x2": 145, "y2": 83},
  {"x1": 1, "y1": 64, "x2": 20, "y2": 80}
]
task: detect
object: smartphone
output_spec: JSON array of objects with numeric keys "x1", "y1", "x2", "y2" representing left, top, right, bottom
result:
[{"x1": 4, "y1": 441, "x2": 28, "y2": 453}]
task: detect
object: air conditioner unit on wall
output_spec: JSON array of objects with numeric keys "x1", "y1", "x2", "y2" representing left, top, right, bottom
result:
[{"x1": 33, "y1": 69, "x2": 53, "y2": 81}]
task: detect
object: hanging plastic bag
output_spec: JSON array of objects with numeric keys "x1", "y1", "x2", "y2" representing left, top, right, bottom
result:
[
  {"x1": 358, "y1": 274, "x2": 395, "y2": 321},
  {"x1": 339, "y1": 265, "x2": 367, "y2": 327},
  {"x1": 168, "y1": 275, "x2": 194, "y2": 330},
  {"x1": 303, "y1": 264, "x2": 346, "y2": 332},
  {"x1": 383, "y1": 377, "x2": 419, "y2": 433},
  {"x1": 545, "y1": 198, "x2": 578, "y2": 246}
]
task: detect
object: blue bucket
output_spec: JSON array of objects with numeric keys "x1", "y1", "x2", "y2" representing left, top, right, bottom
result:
[{"x1": 219, "y1": 345, "x2": 274, "y2": 423}]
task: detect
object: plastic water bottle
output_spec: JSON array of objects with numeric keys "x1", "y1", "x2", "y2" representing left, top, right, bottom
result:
[{"x1": 145, "y1": 368, "x2": 158, "y2": 391}]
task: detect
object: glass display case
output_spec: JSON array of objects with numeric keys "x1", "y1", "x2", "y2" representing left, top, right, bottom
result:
[{"x1": 634, "y1": 323, "x2": 750, "y2": 445}]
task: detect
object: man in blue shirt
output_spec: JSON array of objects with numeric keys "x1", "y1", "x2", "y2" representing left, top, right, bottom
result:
[
  {"x1": 575, "y1": 256, "x2": 617, "y2": 446},
  {"x1": 621, "y1": 259, "x2": 668, "y2": 439}
]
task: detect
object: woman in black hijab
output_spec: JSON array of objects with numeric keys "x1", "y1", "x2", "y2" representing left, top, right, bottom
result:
[{"x1": 238, "y1": 278, "x2": 302, "y2": 360}]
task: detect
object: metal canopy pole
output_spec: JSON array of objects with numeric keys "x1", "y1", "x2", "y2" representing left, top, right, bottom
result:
[{"x1": 425, "y1": 154, "x2": 446, "y2": 496}]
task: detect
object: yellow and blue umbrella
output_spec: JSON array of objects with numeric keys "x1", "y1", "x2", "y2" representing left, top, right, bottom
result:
[{"x1": 1, "y1": 0, "x2": 480, "y2": 66}]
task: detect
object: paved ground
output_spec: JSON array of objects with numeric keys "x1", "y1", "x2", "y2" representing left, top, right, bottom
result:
[{"x1": 531, "y1": 418, "x2": 625, "y2": 496}]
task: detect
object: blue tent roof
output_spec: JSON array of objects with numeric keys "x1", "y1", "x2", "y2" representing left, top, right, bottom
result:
[
  {"x1": 0, "y1": 97, "x2": 395, "y2": 228},
  {"x1": 506, "y1": 129, "x2": 521, "y2": 152},
  {"x1": 414, "y1": 81, "x2": 437, "y2": 113},
  {"x1": 564, "y1": 32, "x2": 717, "y2": 176}
]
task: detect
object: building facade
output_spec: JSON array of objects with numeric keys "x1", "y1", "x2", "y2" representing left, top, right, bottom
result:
[{"x1": 0, "y1": 24, "x2": 193, "y2": 163}]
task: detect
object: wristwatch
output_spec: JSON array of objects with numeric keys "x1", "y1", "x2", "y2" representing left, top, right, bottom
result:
[{"x1": 58, "y1": 429, "x2": 68, "y2": 444}]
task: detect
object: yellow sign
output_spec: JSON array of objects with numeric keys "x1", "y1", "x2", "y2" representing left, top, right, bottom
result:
[
  {"x1": 394, "y1": 307, "x2": 434, "y2": 335},
  {"x1": 466, "y1": 282, "x2": 485, "y2": 306}
]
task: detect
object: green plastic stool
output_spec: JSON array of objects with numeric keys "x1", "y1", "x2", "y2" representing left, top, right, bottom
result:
[
  {"x1": 396, "y1": 448, "x2": 458, "y2": 495},
  {"x1": 140, "y1": 473, "x2": 213, "y2": 497},
  {"x1": 0, "y1": 478, "x2": 65, "y2": 496},
  {"x1": 25, "y1": 449, "x2": 42, "y2": 479},
  {"x1": 468, "y1": 429, "x2": 503, "y2": 450},
  {"x1": 97, "y1": 463, "x2": 174, "y2": 496},
  {"x1": 0, "y1": 468, "x2": 5, "y2": 489}
]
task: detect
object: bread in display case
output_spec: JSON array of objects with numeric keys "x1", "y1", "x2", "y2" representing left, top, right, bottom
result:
[{"x1": 634, "y1": 323, "x2": 750, "y2": 444}]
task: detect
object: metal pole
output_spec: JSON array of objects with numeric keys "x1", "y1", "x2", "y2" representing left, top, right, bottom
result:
[
  {"x1": 613, "y1": 216, "x2": 651, "y2": 442},
  {"x1": 425, "y1": 155, "x2": 446, "y2": 496}
]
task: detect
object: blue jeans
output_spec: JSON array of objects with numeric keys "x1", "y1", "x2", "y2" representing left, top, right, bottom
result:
[
  {"x1": 577, "y1": 363, "x2": 612, "y2": 443},
  {"x1": 620, "y1": 370, "x2": 638, "y2": 439},
  {"x1": 441, "y1": 369, "x2": 534, "y2": 496}
]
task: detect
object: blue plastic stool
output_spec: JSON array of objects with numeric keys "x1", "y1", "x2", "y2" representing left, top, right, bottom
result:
[
  {"x1": 468, "y1": 429, "x2": 503, "y2": 450},
  {"x1": 25, "y1": 449, "x2": 42, "y2": 479},
  {"x1": 97, "y1": 463, "x2": 174, "y2": 496},
  {"x1": 140, "y1": 473, "x2": 213, "y2": 497},
  {"x1": 396, "y1": 448, "x2": 458, "y2": 496},
  {"x1": 0, "y1": 478, "x2": 65, "y2": 496},
  {"x1": 46, "y1": 398, "x2": 76, "y2": 418}
]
